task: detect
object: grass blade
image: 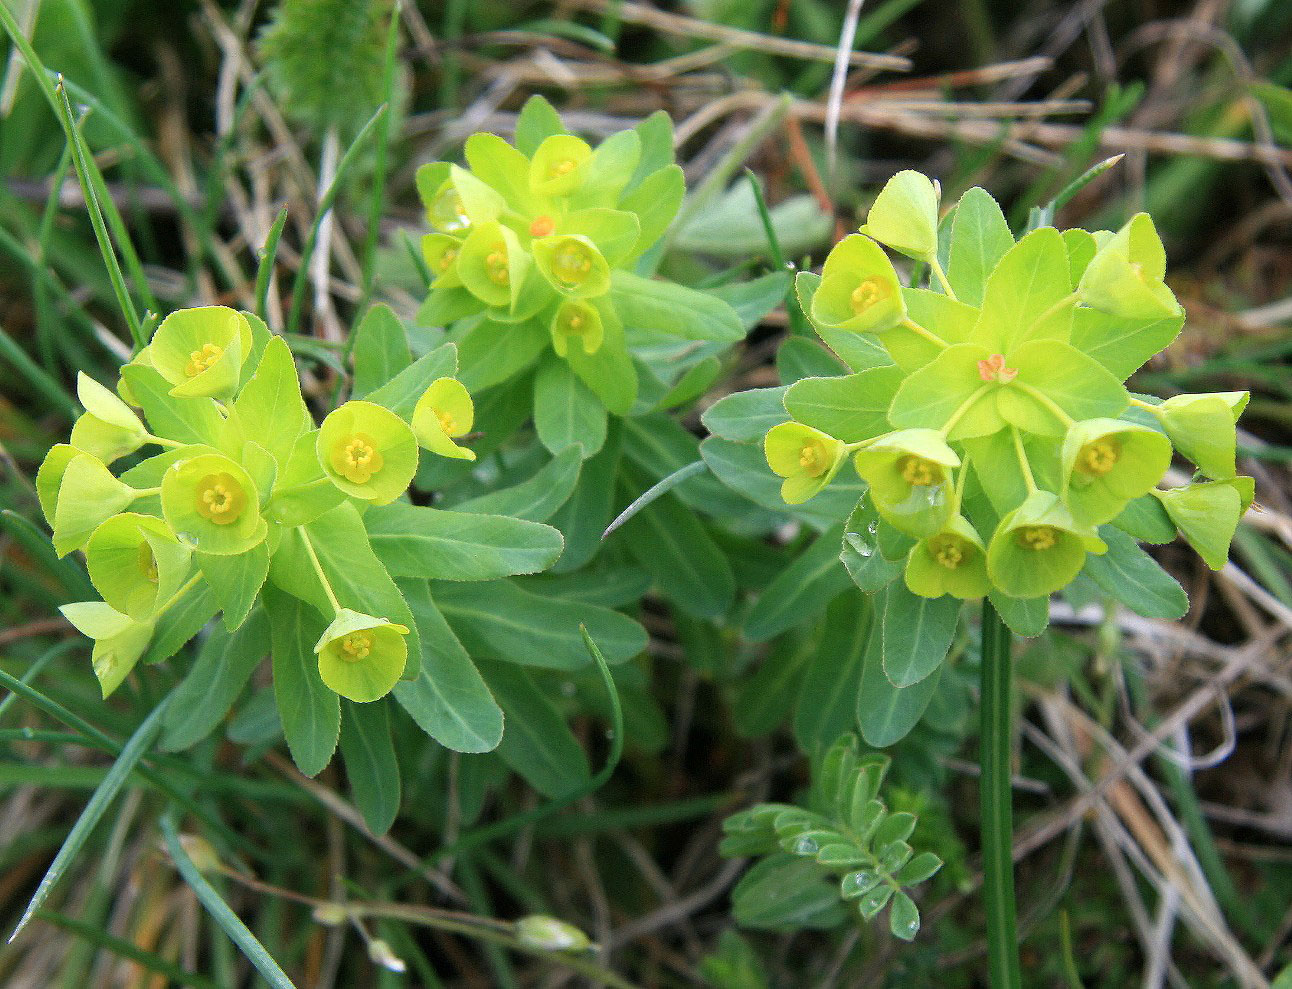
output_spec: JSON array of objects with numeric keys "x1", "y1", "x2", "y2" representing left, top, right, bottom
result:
[
  {"x1": 35, "y1": 910, "x2": 220, "y2": 989},
  {"x1": 159, "y1": 811, "x2": 296, "y2": 989},
  {"x1": 8, "y1": 695, "x2": 171, "y2": 942},
  {"x1": 602, "y1": 460, "x2": 708, "y2": 539},
  {"x1": 256, "y1": 207, "x2": 290, "y2": 323}
]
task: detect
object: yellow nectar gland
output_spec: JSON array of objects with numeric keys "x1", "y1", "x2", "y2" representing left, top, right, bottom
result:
[
  {"x1": 1017, "y1": 525, "x2": 1058, "y2": 551},
  {"x1": 435, "y1": 408, "x2": 458, "y2": 435},
  {"x1": 195, "y1": 473, "x2": 245, "y2": 525},
  {"x1": 485, "y1": 248, "x2": 509, "y2": 285},
  {"x1": 929, "y1": 534, "x2": 966, "y2": 570},
  {"x1": 1077, "y1": 438, "x2": 1120, "y2": 476},
  {"x1": 550, "y1": 158, "x2": 577, "y2": 178},
  {"x1": 850, "y1": 277, "x2": 888, "y2": 314},
  {"x1": 332, "y1": 433, "x2": 384, "y2": 485},
  {"x1": 552, "y1": 242, "x2": 593, "y2": 286},
  {"x1": 530, "y1": 215, "x2": 555, "y2": 237},
  {"x1": 137, "y1": 541, "x2": 159, "y2": 583},
  {"x1": 438, "y1": 248, "x2": 457, "y2": 272},
  {"x1": 185, "y1": 343, "x2": 224, "y2": 377},
  {"x1": 337, "y1": 633, "x2": 372, "y2": 663},
  {"x1": 900, "y1": 456, "x2": 941, "y2": 487},
  {"x1": 797, "y1": 439, "x2": 830, "y2": 477}
]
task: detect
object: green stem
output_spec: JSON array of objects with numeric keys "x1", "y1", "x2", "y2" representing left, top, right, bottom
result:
[
  {"x1": 144, "y1": 433, "x2": 184, "y2": 449},
  {"x1": 980, "y1": 598, "x2": 1022, "y2": 989},
  {"x1": 1033, "y1": 290, "x2": 1080, "y2": 328},
  {"x1": 296, "y1": 526, "x2": 341, "y2": 614},
  {"x1": 941, "y1": 384, "x2": 992, "y2": 437},
  {"x1": 132, "y1": 486, "x2": 163, "y2": 499},
  {"x1": 929, "y1": 256, "x2": 958, "y2": 301},
  {"x1": 901, "y1": 316, "x2": 949, "y2": 349},
  {"x1": 745, "y1": 168, "x2": 809, "y2": 338},
  {"x1": 951, "y1": 454, "x2": 971, "y2": 515},
  {"x1": 1015, "y1": 382, "x2": 1076, "y2": 427},
  {"x1": 1011, "y1": 427, "x2": 1037, "y2": 493}
]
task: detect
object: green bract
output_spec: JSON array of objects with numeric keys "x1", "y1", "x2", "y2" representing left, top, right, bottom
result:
[
  {"x1": 315, "y1": 608, "x2": 410, "y2": 703},
  {"x1": 70, "y1": 372, "x2": 148, "y2": 463},
  {"x1": 1061, "y1": 418, "x2": 1172, "y2": 525},
  {"x1": 859, "y1": 170, "x2": 940, "y2": 262},
  {"x1": 412, "y1": 378, "x2": 476, "y2": 461},
  {"x1": 853, "y1": 429, "x2": 958, "y2": 538},
  {"x1": 1153, "y1": 391, "x2": 1249, "y2": 480},
  {"x1": 52, "y1": 453, "x2": 138, "y2": 557},
  {"x1": 148, "y1": 306, "x2": 253, "y2": 400},
  {"x1": 811, "y1": 235, "x2": 907, "y2": 333},
  {"x1": 318, "y1": 400, "x2": 418, "y2": 504},
  {"x1": 764, "y1": 421, "x2": 846, "y2": 504},
  {"x1": 987, "y1": 492, "x2": 1102, "y2": 599},
  {"x1": 59, "y1": 601, "x2": 156, "y2": 699},
  {"x1": 1078, "y1": 213, "x2": 1181, "y2": 319},
  {"x1": 1154, "y1": 478, "x2": 1253, "y2": 570},
  {"x1": 904, "y1": 514, "x2": 990, "y2": 600},
  {"x1": 161, "y1": 452, "x2": 266, "y2": 555},
  {"x1": 86, "y1": 513, "x2": 191, "y2": 620}
]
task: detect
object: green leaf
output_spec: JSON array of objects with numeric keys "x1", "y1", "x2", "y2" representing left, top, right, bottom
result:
[
  {"x1": 533, "y1": 356, "x2": 607, "y2": 457},
  {"x1": 858, "y1": 621, "x2": 942, "y2": 747},
  {"x1": 699, "y1": 436, "x2": 859, "y2": 531},
  {"x1": 897, "y1": 851, "x2": 943, "y2": 885},
  {"x1": 365, "y1": 342, "x2": 458, "y2": 419},
  {"x1": 841, "y1": 495, "x2": 903, "y2": 592},
  {"x1": 746, "y1": 525, "x2": 852, "y2": 641},
  {"x1": 987, "y1": 590, "x2": 1050, "y2": 637},
  {"x1": 889, "y1": 890, "x2": 921, "y2": 941},
  {"x1": 947, "y1": 187, "x2": 1013, "y2": 307},
  {"x1": 340, "y1": 700, "x2": 401, "y2": 834},
  {"x1": 392, "y1": 580, "x2": 502, "y2": 752},
  {"x1": 232, "y1": 336, "x2": 309, "y2": 467},
  {"x1": 453, "y1": 446, "x2": 582, "y2": 521},
  {"x1": 351, "y1": 304, "x2": 412, "y2": 397},
  {"x1": 434, "y1": 579, "x2": 647, "y2": 669},
  {"x1": 9, "y1": 694, "x2": 171, "y2": 942},
  {"x1": 793, "y1": 593, "x2": 871, "y2": 754},
  {"x1": 710, "y1": 271, "x2": 792, "y2": 329},
  {"x1": 197, "y1": 544, "x2": 269, "y2": 631},
  {"x1": 549, "y1": 421, "x2": 622, "y2": 571},
  {"x1": 365, "y1": 503, "x2": 564, "y2": 581},
  {"x1": 701, "y1": 386, "x2": 788, "y2": 443},
  {"x1": 514, "y1": 94, "x2": 566, "y2": 156},
  {"x1": 880, "y1": 581, "x2": 960, "y2": 687},
  {"x1": 143, "y1": 583, "x2": 219, "y2": 666},
  {"x1": 731, "y1": 854, "x2": 847, "y2": 930},
  {"x1": 479, "y1": 660, "x2": 592, "y2": 798},
  {"x1": 1070, "y1": 309, "x2": 1183, "y2": 381},
  {"x1": 1006, "y1": 340, "x2": 1129, "y2": 435},
  {"x1": 1112, "y1": 494, "x2": 1176, "y2": 544},
  {"x1": 973, "y1": 227, "x2": 1072, "y2": 352},
  {"x1": 265, "y1": 585, "x2": 338, "y2": 775},
  {"x1": 453, "y1": 317, "x2": 548, "y2": 392},
  {"x1": 619, "y1": 489, "x2": 735, "y2": 619},
  {"x1": 611, "y1": 270, "x2": 745, "y2": 342},
  {"x1": 784, "y1": 367, "x2": 904, "y2": 443},
  {"x1": 160, "y1": 609, "x2": 269, "y2": 751},
  {"x1": 1082, "y1": 526, "x2": 1187, "y2": 619},
  {"x1": 777, "y1": 336, "x2": 846, "y2": 384},
  {"x1": 121, "y1": 365, "x2": 226, "y2": 448}
]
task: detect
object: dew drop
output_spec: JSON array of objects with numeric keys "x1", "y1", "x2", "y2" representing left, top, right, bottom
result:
[
  {"x1": 842, "y1": 870, "x2": 878, "y2": 896},
  {"x1": 793, "y1": 836, "x2": 819, "y2": 856},
  {"x1": 177, "y1": 531, "x2": 200, "y2": 549},
  {"x1": 845, "y1": 532, "x2": 874, "y2": 558},
  {"x1": 867, "y1": 520, "x2": 879, "y2": 536},
  {"x1": 560, "y1": 680, "x2": 577, "y2": 697}
]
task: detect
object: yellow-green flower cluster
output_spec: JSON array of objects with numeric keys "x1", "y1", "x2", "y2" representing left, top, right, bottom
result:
[
  {"x1": 42, "y1": 306, "x2": 475, "y2": 701},
  {"x1": 412, "y1": 95, "x2": 686, "y2": 415},
  {"x1": 766, "y1": 171, "x2": 1252, "y2": 605}
]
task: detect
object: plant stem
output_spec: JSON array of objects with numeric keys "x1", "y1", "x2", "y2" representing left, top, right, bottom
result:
[
  {"x1": 901, "y1": 317, "x2": 949, "y2": 349},
  {"x1": 1015, "y1": 381, "x2": 1076, "y2": 427},
  {"x1": 940, "y1": 384, "x2": 992, "y2": 438},
  {"x1": 1011, "y1": 427, "x2": 1037, "y2": 493},
  {"x1": 929, "y1": 256, "x2": 957, "y2": 300},
  {"x1": 980, "y1": 598, "x2": 1022, "y2": 989},
  {"x1": 1033, "y1": 290, "x2": 1080, "y2": 328},
  {"x1": 296, "y1": 526, "x2": 342, "y2": 614}
]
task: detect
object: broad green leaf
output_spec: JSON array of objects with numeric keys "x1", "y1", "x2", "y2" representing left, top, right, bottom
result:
[
  {"x1": 533, "y1": 356, "x2": 607, "y2": 457},
  {"x1": 120, "y1": 365, "x2": 226, "y2": 449},
  {"x1": 393, "y1": 580, "x2": 502, "y2": 753},
  {"x1": 453, "y1": 317, "x2": 548, "y2": 392},
  {"x1": 710, "y1": 271, "x2": 792, "y2": 329},
  {"x1": 198, "y1": 543, "x2": 269, "y2": 631},
  {"x1": 1070, "y1": 309, "x2": 1183, "y2": 381},
  {"x1": 794, "y1": 592, "x2": 870, "y2": 754},
  {"x1": 351, "y1": 304, "x2": 412, "y2": 398},
  {"x1": 746, "y1": 525, "x2": 852, "y2": 641},
  {"x1": 619, "y1": 489, "x2": 735, "y2": 619},
  {"x1": 1005, "y1": 340, "x2": 1129, "y2": 435},
  {"x1": 611, "y1": 270, "x2": 745, "y2": 342},
  {"x1": 340, "y1": 701, "x2": 401, "y2": 834},
  {"x1": 453, "y1": 446, "x2": 582, "y2": 521},
  {"x1": 883, "y1": 289, "x2": 979, "y2": 373},
  {"x1": 623, "y1": 416, "x2": 759, "y2": 520},
  {"x1": 880, "y1": 581, "x2": 960, "y2": 687},
  {"x1": 434, "y1": 578, "x2": 647, "y2": 669},
  {"x1": 160, "y1": 609, "x2": 269, "y2": 751},
  {"x1": 232, "y1": 337, "x2": 309, "y2": 467},
  {"x1": 947, "y1": 187, "x2": 1013, "y2": 307},
  {"x1": 731, "y1": 854, "x2": 847, "y2": 930},
  {"x1": 365, "y1": 503, "x2": 564, "y2": 581},
  {"x1": 784, "y1": 367, "x2": 904, "y2": 443},
  {"x1": 265, "y1": 585, "x2": 338, "y2": 776},
  {"x1": 841, "y1": 494, "x2": 903, "y2": 592},
  {"x1": 777, "y1": 336, "x2": 846, "y2": 384},
  {"x1": 732, "y1": 630, "x2": 812, "y2": 738},
  {"x1": 988, "y1": 591, "x2": 1050, "y2": 637},
  {"x1": 621, "y1": 163, "x2": 685, "y2": 255},
  {"x1": 514, "y1": 94, "x2": 566, "y2": 156},
  {"x1": 479, "y1": 660, "x2": 592, "y2": 798},
  {"x1": 973, "y1": 226, "x2": 1072, "y2": 352},
  {"x1": 701, "y1": 386, "x2": 788, "y2": 443},
  {"x1": 268, "y1": 503, "x2": 420, "y2": 676},
  {"x1": 1082, "y1": 526, "x2": 1187, "y2": 620},
  {"x1": 888, "y1": 342, "x2": 1002, "y2": 440},
  {"x1": 1112, "y1": 493, "x2": 1176, "y2": 544},
  {"x1": 858, "y1": 620, "x2": 942, "y2": 747},
  {"x1": 549, "y1": 421, "x2": 622, "y2": 572},
  {"x1": 365, "y1": 342, "x2": 458, "y2": 419},
  {"x1": 142, "y1": 583, "x2": 219, "y2": 666}
]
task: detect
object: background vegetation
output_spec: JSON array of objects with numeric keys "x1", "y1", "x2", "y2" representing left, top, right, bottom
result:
[{"x1": 2, "y1": 0, "x2": 1291, "y2": 985}]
